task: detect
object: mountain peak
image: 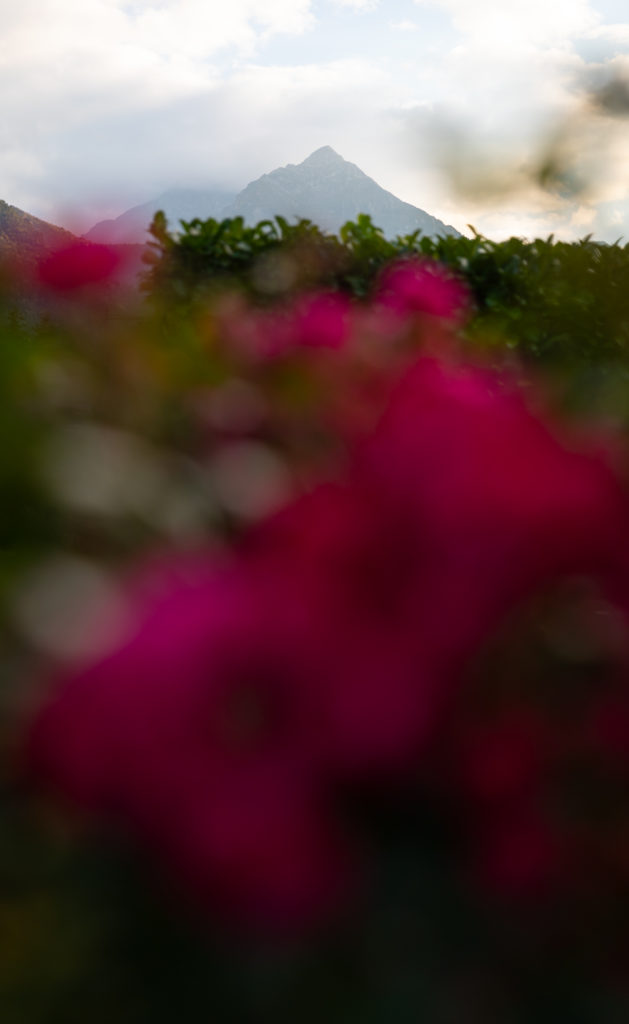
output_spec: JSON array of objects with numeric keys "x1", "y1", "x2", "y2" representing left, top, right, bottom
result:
[
  {"x1": 223, "y1": 149, "x2": 460, "y2": 239},
  {"x1": 300, "y1": 146, "x2": 345, "y2": 168}
]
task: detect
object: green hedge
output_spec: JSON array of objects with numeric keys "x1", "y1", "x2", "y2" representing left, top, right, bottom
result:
[{"x1": 144, "y1": 212, "x2": 629, "y2": 370}]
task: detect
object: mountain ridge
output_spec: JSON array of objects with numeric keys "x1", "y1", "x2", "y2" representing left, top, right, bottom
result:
[{"x1": 86, "y1": 147, "x2": 460, "y2": 243}]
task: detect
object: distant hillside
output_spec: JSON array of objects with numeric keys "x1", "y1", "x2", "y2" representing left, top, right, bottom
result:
[
  {"x1": 85, "y1": 188, "x2": 237, "y2": 244},
  {"x1": 0, "y1": 201, "x2": 145, "y2": 318},
  {"x1": 86, "y1": 148, "x2": 460, "y2": 242},
  {"x1": 0, "y1": 200, "x2": 74, "y2": 264}
]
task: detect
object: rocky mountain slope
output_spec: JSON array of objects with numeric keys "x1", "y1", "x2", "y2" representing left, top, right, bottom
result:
[
  {"x1": 224, "y1": 146, "x2": 459, "y2": 239},
  {"x1": 0, "y1": 200, "x2": 74, "y2": 264}
]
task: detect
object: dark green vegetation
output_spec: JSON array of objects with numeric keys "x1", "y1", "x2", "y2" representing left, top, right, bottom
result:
[{"x1": 144, "y1": 211, "x2": 629, "y2": 422}]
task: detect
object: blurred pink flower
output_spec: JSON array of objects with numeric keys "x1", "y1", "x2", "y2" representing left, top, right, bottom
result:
[
  {"x1": 355, "y1": 357, "x2": 629, "y2": 667},
  {"x1": 475, "y1": 803, "x2": 561, "y2": 897},
  {"x1": 249, "y1": 482, "x2": 444, "y2": 778},
  {"x1": 25, "y1": 341, "x2": 629, "y2": 932},
  {"x1": 26, "y1": 559, "x2": 358, "y2": 928},
  {"x1": 374, "y1": 257, "x2": 470, "y2": 325},
  {"x1": 291, "y1": 291, "x2": 353, "y2": 349},
  {"x1": 218, "y1": 291, "x2": 353, "y2": 361},
  {"x1": 452, "y1": 711, "x2": 548, "y2": 806},
  {"x1": 37, "y1": 242, "x2": 121, "y2": 291}
]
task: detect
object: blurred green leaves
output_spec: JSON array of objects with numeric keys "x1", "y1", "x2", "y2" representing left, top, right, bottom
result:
[{"x1": 145, "y1": 211, "x2": 629, "y2": 373}]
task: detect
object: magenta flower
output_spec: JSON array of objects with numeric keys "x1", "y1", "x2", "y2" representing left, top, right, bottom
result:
[
  {"x1": 249, "y1": 482, "x2": 445, "y2": 778},
  {"x1": 216, "y1": 291, "x2": 353, "y2": 361},
  {"x1": 26, "y1": 558, "x2": 358, "y2": 928},
  {"x1": 374, "y1": 257, "x2": 470, "y2": 325},
  {"x1": 37, "y1": 241, "x2": 121, "y2": 291},
  {"x1": 291, "y1": 291, "x2": 353, "y2": 349},
  {"x1": 355, "y1": 356, "x2": 629, "y2": 664},
  {"x1": 26, "y1": 342, "x2": 629, "y2": 933}
]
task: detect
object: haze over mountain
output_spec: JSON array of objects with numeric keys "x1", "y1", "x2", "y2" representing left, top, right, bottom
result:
[
  {"x1": 85, "y1": 187, "x2": 236, "y2": 245},
  {"x1": 86, "y1": 148, "x2": 460, "y2": 243}
]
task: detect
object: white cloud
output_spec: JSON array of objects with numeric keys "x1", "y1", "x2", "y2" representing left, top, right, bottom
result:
[
  {"x1": 414, "y1": 0, "x2": 599, "y2": 47},
  {"x1": 587, "y1": 22, "x2": 629, "y2": 44},
  {"x1": 0, "y1": 0, "x2": 315, "y2": 213},
  {"x1": 123, "y1": 0, "x2": 314, "y2": 57},
  {"x1": 8, "y1": 55, "x2": 402, "y2": 225}
]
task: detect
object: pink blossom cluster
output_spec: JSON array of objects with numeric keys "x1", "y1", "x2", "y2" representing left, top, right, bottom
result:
[
  {"x1": 25, "y1": 250, "x2": 629, "y2": 938},
  {"x1": 37, "y1": 241, "x2": 122, "y2": 291}
]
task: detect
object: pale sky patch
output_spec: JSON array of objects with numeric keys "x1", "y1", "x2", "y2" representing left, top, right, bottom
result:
[
  {"x1": 391, "y1": 20, "x2": 420, "y2": 32},
  {"x1": 570, "y1": 205, "x2": 597, "y2": 228}
]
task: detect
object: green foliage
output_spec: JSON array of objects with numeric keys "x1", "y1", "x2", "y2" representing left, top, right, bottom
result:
[
  {"x1": 145, "y1": 211, "x2": 629, "y2": 375},
  {"x1": 143, "y1": 213, "x2": 348, "y2": 307}
]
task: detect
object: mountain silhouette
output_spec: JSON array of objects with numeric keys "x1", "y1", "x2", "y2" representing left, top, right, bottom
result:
[{"x1": 85, "y1": 148, "x2": 459, "y2": 241}]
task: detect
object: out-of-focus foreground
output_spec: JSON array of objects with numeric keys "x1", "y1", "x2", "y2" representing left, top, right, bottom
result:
[{"x1": 3, "y1": 215, "x2": 629, "y2": 1022}]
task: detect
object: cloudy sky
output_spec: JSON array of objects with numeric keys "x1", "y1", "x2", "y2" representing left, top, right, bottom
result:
[{"x1": 2, "y1": 0, "x2": 629, "y2": 239}]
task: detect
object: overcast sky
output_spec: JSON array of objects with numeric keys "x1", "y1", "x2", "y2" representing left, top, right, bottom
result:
[{"x1": 2, "y1": 0, "x2": 629, "y2": 240}]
